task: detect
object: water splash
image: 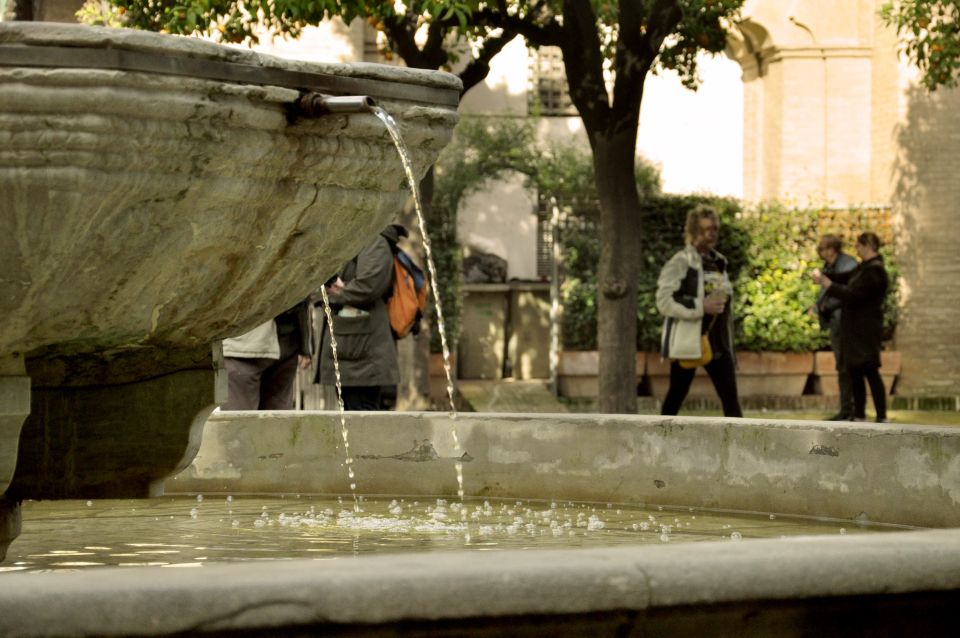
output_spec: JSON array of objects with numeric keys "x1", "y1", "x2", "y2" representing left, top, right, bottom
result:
[
  {"x1": 371, "y1": 106, "x2": 464, "y2": 504},
  {"x1": 319, "y1": 285, "x2": 360, "y2": 513}
]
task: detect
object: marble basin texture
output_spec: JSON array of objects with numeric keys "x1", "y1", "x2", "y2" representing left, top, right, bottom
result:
[{"x1": 0, "y1": 22, "x2": 459, "y2": 372}]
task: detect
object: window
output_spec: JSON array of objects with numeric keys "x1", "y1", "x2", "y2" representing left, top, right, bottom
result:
[
  {"x1": 529, "y1": 47, "x2": 577, "y2": 117},
  {"x1": 535, "y1": 194, "x2": 597, "y2": 279}
]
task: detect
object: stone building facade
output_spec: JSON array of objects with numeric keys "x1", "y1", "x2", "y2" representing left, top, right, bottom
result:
[{"x1": 731, "y1": 0, "x2": 960, "y2": 399}]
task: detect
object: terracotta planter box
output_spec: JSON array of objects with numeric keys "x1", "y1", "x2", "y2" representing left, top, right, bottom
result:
[
  {"x1": 814, "y1": 351, "x2": 901, "y2": 396},
  {"x1": 557, "y1": 351, "x2": 645, "y2": 399},
  {"x1": 646, "y1": 352, "x2": 815, "y2": 399}
]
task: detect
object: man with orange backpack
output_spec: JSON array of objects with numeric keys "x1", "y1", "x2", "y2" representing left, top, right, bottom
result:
[{"x1": 317, "y1": 224, "x2": 427, "y2": 410}]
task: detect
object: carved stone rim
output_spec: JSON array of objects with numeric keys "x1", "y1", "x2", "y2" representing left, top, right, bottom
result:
[{"x1": 0, "y1": 23, "x2": 461, "y2": 107}]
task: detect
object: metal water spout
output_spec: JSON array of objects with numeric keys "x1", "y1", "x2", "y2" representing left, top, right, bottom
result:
[{"x1": 294, "y1": 93, "x2": 376, "y2": 116}]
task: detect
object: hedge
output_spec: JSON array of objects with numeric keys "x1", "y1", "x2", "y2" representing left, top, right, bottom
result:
[{"x1": 560, "y1": 199, "x2": 898, "y2": 352}]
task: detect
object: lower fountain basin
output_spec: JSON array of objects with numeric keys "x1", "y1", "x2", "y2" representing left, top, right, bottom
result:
[{"x1": 1, "y1": 413, "x2": 958, "y2": 636}]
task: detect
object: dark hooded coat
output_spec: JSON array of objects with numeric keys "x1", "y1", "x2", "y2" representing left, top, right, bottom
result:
[{"x1": 318, "y1": 226, "x2": 402, "y2": 387}]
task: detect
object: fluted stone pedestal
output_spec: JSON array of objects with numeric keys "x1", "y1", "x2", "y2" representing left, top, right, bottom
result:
[
  {"x1": 8, "y1": 346, "x2": 225, "y2": 500},
  {"x1": 0, "y1": 372, "x2": 29, "y2": 562}
]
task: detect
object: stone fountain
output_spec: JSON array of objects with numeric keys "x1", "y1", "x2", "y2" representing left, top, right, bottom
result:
[
  {"x1": 0, "y1": 21, "x2": 459, "y2": 555},
  {"x1": 3, "y1": 20, "x2": 960, "y2": 638}
]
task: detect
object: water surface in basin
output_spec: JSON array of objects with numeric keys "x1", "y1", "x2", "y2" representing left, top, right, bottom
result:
[{"x1": 3, "y1": 496, "x2": 911, "y2": 572}]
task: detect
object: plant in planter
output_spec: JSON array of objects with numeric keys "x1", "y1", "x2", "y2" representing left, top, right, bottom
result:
[{"x1": 734, "y1": 202, "x2": 826, "y2": 354}]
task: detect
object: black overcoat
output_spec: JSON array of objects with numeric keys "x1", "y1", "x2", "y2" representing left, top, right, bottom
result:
[{"x1": 826, "y1": 255, "x2": 889, "y2": 368}]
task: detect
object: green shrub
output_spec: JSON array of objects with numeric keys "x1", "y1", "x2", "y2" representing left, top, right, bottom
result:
[
  {"x1": 559, "y1": 194, "x2": 749, "y2": 351},
  {"x1": 733, "y1": 202, "x2": 825, "y2": 352},
  {"x1": 559, "y1": 198, "x2": 899, "y2": 353},
  {"x1": 434, "y1": 116, "x2": 899, "y2": 355}
]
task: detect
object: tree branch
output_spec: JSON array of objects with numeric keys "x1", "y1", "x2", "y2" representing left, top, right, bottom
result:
[
  {"x1": 382, "y1": 12, "x2": 448, "y2": 70},
  {"x1": 612, "y1": 0, "x2": 682, "y2": 124},
  {"x1": 559, "y1": 0, "x2": 609, "y2": 134},
  {"x1": 458, "y1": 30, "x2": 522, "y2": 96}
]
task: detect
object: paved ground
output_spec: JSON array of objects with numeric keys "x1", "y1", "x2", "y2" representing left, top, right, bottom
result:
[
  {"x1": 458, "y1": 380, "x2": 569, "y2": 413},
  {"x1": 455, "y1": 380, "x2": 960, "y2": 426}
]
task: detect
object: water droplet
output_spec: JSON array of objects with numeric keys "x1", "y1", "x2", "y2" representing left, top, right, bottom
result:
[
  {"x1": 226, "y1": 495, "x2": 233, "y2": 503},
  {"x1": 731, "y1": 531, "x2": 743, "y2": 541},
  {"x1": 769, "y1": 514, "x2": 776, "y2": 520},
  {"x1": 196, "y1": 494, "x2": 204, "y2": 503}
]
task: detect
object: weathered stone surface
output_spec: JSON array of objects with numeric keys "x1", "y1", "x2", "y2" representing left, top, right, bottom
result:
[
  {"x1": 0, "y1": 497, "x2": 18, "y2": 563},
  {"x1": 171, "y1": 411, "x2": 960, "y2": 528},
  {"x1": 0, "y1": 375, "x2": 29, "y2": 496},
  {"x1": 0, "y1": 22, "x2": 459, "y2": 510},
  {"x1": 8, "y1": 346, "x2": 226, "y2": 499},
  {"x1": 2, "y1": 530, "x2": 960, "y2": 636},
  {"x1": 463, "y1": 251, "x2": 507, "y2": 283},
  {"x1": 0, "y1": 22, "x2": 459, "y2": 379}
]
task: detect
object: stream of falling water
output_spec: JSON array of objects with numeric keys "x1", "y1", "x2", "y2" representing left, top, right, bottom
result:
[
  {"x1": 371, "y1": 106, "x2": 465, "y2": 506},
  {"x1": 318, "y1": 285, "x2": 360, "y2": 513},
  {"x1": 317, "y1": 106, "x2": 465, "y2": 520}
]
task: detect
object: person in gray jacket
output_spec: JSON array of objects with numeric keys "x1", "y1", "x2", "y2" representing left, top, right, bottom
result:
[
  {"x1": 656, "y1": 204, "x2": 742, "y2": 417},
  {"x1": 815, "y1": 234, "x2": 859, "y2": 420},
  {"x1": 317, "y1": 225, "x2": 401, "y2": 410},
  {"x1": 222, "y1": 302, "x2": 312, "y2": 410}
]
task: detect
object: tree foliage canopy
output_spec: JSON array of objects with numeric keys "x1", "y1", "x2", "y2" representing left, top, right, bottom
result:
[
  {"x1": 81, "y1": 1, "x2": 743, "y2": 93},
  {"x1": 881, "y1": 1, "x2": 960, "y2": 90}
]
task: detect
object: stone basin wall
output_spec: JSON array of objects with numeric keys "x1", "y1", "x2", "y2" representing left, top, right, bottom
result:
[
  {"x1": 4, "y1": 412, "x2": 960, "y2": 637},
  {"x1": 170, "y1": 411, "x2": 960, "y2": 529}
]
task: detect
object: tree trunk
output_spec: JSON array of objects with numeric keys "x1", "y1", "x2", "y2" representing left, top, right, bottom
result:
[{"x1": 593, "y1": 132, "x2": 641, "y2": 414}]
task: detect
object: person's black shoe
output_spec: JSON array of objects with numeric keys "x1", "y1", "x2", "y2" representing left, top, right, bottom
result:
[{"x1": 827, "y1": 413, "x2": 853, "y2": 421}]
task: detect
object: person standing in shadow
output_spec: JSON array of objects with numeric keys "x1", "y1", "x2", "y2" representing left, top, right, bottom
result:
[
  {"x1": 317, "y1": 225, "x2": 401, "y2": 410},
  {"x1": 815, "y1": 234, "x2": 859, "y2": 420},
  {"x1": 222, "y1": 302, "x2": 313, "y2": 410},
  {"x1": 812, "y1": 232, "x2": 890, "y2": 423}
]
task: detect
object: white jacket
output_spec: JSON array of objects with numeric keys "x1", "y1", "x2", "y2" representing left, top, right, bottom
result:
[
  {"x1": 656, "y1": 245, "x2": 734, "y2": 360},
  {"x1": 222, "y1": 320, "x2": 280, "y2": 359}
]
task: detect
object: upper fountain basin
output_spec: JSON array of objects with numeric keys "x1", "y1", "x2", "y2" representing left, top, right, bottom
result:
[{"x1": 0, "y1": 22, "x2": 460, "y2": 377}]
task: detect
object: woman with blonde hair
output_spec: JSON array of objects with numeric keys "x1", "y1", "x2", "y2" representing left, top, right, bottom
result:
[{"x1": 656, "y1": 204, "x2": 742, "y2": 417}]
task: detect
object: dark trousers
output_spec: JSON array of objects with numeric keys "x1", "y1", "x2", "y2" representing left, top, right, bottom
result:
[
  {"x1": 849, "y1": 363, "x2": 886, "y2": 420},
  {"x1": 829, "y1": 317, "x2": 854, "y2": 417},
  {"x1": 661, "y1": 351, "x2": 743, "y2": 417},
  {"x1": 341, "y1": 385, "x2": 383, "y2": 411},
  {"x1": 223, "y1": 331, "x2": 299, "y2": 410}
]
